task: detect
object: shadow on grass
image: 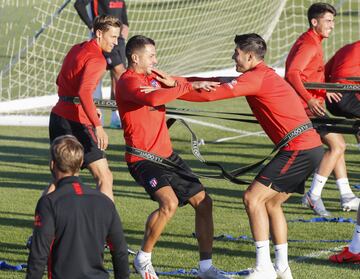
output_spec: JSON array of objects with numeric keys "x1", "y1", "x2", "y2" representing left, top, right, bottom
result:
[
  {"x1": 0, "y1": 217, "x2": 33, "y2": 229},
  {"x1": 0, "y1": 242, "x2": 28, "y2": 257}
]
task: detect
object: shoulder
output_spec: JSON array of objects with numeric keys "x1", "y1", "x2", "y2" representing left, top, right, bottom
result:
[
  {"x1": 120, "y1": 71, "x2": 143, "y2": 86},
  {"x1": 35, "y1": 195, "x2": 53, "y2": 211}
]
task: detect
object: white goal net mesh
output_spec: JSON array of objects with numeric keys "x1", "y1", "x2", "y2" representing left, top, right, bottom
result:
[{"x1": 0, "y1": 0, "x2": 359, "y2": 124}]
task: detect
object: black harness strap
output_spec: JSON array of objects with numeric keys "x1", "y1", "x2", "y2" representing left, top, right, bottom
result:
[{"x1": 127, "y1": 119, "x2": 313, "y2": 185}]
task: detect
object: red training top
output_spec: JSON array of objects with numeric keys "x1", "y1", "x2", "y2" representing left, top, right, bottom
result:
[
  {"x1": 285, "y1": 28, "x2": 326, "y2": 107},
  {"x1": 52, "y1": 39, "x2": 106, "y2": 127},
  {"x1": 325, "y1": 40, "x2": 360, "y2": 84},
  {"x1": 182, "y1": 62, "x2": 322, "y2": 151},
  {"x1": 116, "y1": 69, "x2": 194, "y2": 163}
]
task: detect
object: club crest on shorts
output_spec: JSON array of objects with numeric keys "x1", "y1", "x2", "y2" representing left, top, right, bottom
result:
[{"x1": 149, "y1": 178, "x2": 158, "y2": 188}]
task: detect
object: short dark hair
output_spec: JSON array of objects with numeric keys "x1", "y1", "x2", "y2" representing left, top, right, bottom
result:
[
  {"x1": 234, "y1": 33, "x2": 267, "y2": 60},
  {"x1": 307, "y1": 2, "x2": 336, "y2": 27},
  {"x1": 50, "y1": 135, "x2": 84, "y2": 174},
  {"x1": 93, "y1": 15, "x2": 122, "y2": 34},
  {"x1": 125, "y1": 35, "x2": 155, "y2": 65}
]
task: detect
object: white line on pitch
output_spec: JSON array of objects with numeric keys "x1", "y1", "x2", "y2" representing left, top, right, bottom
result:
[
  {"x1": 167, "y1": 114, "x2": 263, "y2": 135},
  {"x1": 213, "y1": 131, "x2": 266, "y2": 143},
  {"x1": 291, "y1": 244, "x2": 344, "y2": 263}
]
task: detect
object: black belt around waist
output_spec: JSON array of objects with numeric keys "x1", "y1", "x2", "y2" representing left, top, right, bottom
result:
[{"x1": 59, "y1": 96, "x2": 80, "y2": 104}]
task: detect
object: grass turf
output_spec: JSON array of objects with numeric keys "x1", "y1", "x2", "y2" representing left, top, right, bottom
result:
[{"x1": 0, "y1": 98, "x2": 359, "y2": 278}]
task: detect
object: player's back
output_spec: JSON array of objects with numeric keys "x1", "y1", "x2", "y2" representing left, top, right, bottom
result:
[
  {"x1": 245, "y1": 63, "x2": 321, "y2": 150},
  {"x1": 46, "y1": 176, "x2": 115, "y2": 278}
]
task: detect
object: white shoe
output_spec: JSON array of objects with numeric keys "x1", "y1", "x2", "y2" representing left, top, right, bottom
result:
[
  {"x1": 340, "y1": 194, "x2": 360, "y2": 212},
  {"x1": 244, "y1": 266, "x2": 277, "y2": 279},
  {"x1": 133, "y1": 252, "x2": 158, "y2": 279},
  {"x1": 197, "y1": 265, "x2": 230, "y2": 279},
  {"x1": 302, "y1": 192, "x2": 331, "y2": 217},
  {"x1": 275, "y1": 266, "x2": 293, "y2": 279}
]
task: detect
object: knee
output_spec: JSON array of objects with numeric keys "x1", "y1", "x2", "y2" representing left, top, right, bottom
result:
[
  {"x1": 95, "y1": 167, "x2": 113, "y2": 186},
  {"x1": 328, "y1": 141, "x2": 346, "y2": 156},
  {"x1": 193, "y1": 192, "x2": 213, "y2": 210},
  {"x1": 265, "y1": 199, "x2": 282, "y2": 212},
  {"x1": 160, "y1": 199, "x2": 178, "y2": 219},
  {"x1": 243, "y1": 190, "x2": 256, "y2": 211}
]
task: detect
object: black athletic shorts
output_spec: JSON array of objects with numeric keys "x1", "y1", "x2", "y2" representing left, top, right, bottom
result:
[
  {"x1": 308, "y1": 113, "x2": 332, "y2": 138},
  {"x1": 255, "y1": 146, "x2": 324, "y2": 194},
  {"x1": 49, "y1": 112, "x2": 105, "y2": 168},
  {"x1": 128, "y1": 153, "x2": 204, "y2": 206},
  {"x1": 104, "y1": 37, "x2": 126, "y2": 69},
  {"x1": 326, "y1": 92, "x2": 360, "y2": 118}
]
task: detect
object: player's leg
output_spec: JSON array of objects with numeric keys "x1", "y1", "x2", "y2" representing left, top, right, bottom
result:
[
  {"x1": 128, "y1": 159, "x2": 179, "y2": 279},
  {"x1": 47, "y1": 112, "x2": 73, "y2": 194},
  {"x1": 187, "y1": 189, "x2": 230, "y2": 279},
  {"x1": 87, "y1": 158, "x2": 113, "y2": 201},
  {"x1": 245, "y1": 146, "x2": 323, "y2": 279},
  {"x1": 323, "y1": 133, "x2": 359, "y2": 211},
  {"x1": 142, "y1": 186, "x2": 179, "y2": 252},
  {"x1": 303, "y1": 132, "x2": 347, "y2": 216},
  {"x1": 265, "y1": 192, "x2": 293, "y2": 278},
  {"x1": 243, "y1": 181, "x2": 278, "y2": 279},
  {"x1": 71, "y1": 122, "x2": 113, "y2": 200},
  {"x1": 134, "y1": 187, "x2": 178, "y2": 279}
]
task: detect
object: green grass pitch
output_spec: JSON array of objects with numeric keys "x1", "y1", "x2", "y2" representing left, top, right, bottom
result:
[{"x1": 0, "y1": 98, "x2": 359, "y2": 278}]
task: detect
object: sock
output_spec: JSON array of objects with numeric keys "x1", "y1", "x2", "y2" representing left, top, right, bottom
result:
[
  {"x1": 255, "y1": 240, "x2": 272, "y2": 269},
  {"x1": 136, "y1": 249, "x2": 152, "y2": 263},
  {"x1": 309, "y1": 173, "x2": 328, "y2": 197},
  {"x1": 199, "y1": 259, "x2": 212, "y2": 272},
  {"x1": 349, "y1": 225, "x2": 360, "y2": 254},
  {"x1": 336, "y1": 178, "x2": 353, "y2": 196},
  {"x1": 274, "y1": 243, "x2": 289, "y2": 272}
]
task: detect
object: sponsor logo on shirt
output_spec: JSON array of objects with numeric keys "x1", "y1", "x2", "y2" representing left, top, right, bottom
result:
[
  {"x1": 150, "y1": 79, "x2": 161, "y2": 88},
  {"x1": 109, "y1": 1, "x2": 124, "y2": 8},
  {"x1": 149, "y1": 178, "x2": 158, "y2": 188},
  {"x1": 226, "y1": 79, "x2": 237, "y2": 89}
]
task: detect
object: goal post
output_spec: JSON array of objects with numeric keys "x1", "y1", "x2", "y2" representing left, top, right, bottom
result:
[{"x1": 0, "y1": 0, "x2": 359, "y2": 125}]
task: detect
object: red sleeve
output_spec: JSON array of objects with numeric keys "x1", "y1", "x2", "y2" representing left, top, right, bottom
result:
[
  {"x1": 324, "y1": 55, "x2": 335, "y2": 82},
  {"x1": 172, "y1": 76, "x2": 221, "y2": 83},
  {"x1": 120, "y1": 77, "x2": 194, "y2": 106},
  {"x1": 285, "y1": 43, "x2": 317, "y2": 102},
  {"x1": 78, "y1": 57, "x2": 106, "y2": 127},
  {"x1": 180, "y1": 71, "x2": 261, "y2": 102}
]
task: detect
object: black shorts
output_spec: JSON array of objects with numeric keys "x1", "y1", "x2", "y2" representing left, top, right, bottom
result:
[
  {"x1": 49, "y1": 113, "x2": 105, "y2": 168},
  {"x1": 326, "y1": 93, "x2": 360, "y2": 118},
  {"x1": 255, "y1": 146, "x2": 324, "y2": 194},
  {"x1": 128, "y1": 153, "x2": 204, "y2": 206},
  {"x1": 309, "y1": 113, "x2": 332, "y2": 138},
  {"x1": 103, "y1": 37, "x2": 126, "y2": 69}
]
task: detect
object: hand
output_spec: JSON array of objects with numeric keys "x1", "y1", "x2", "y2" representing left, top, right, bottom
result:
[
  {"x1": 326, "y1": 92, "x2": 342, "y2": 103},
  {"x1": 96, "y1": 108, "x2": 102, "y2": 119},
  {"x1": 307, "y1": 98, "x2": 326, "y2": 116},
  {"x1": 191, "y1": 81, "x2": 220, "y2": 91},
  {"x1": 95, "y1": 126, "x2": 108, "y2": 151},
  {"x1": 140, "y1": 86, "x2": 159, "y2": 94},
  {"x1": 151, "y1": 68, "x2": 177, "y2": 87}
]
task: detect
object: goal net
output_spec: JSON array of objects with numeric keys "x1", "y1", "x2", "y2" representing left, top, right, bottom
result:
[{"x1": 0, "y1": 0, "x2": 359, "y2": 125}]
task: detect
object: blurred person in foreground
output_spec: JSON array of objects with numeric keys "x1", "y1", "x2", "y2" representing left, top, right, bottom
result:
[{"x1": 26, "y1": 135, "x2": 129, "y2": 279}]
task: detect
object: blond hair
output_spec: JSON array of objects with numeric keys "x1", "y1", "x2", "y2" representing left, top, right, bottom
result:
[
  {"x1": 50, "y1": 135, "x2": 84, "y2": 174},
  {"x1": 93, "y1": 15, "x2": 122, "y2": 34}
]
